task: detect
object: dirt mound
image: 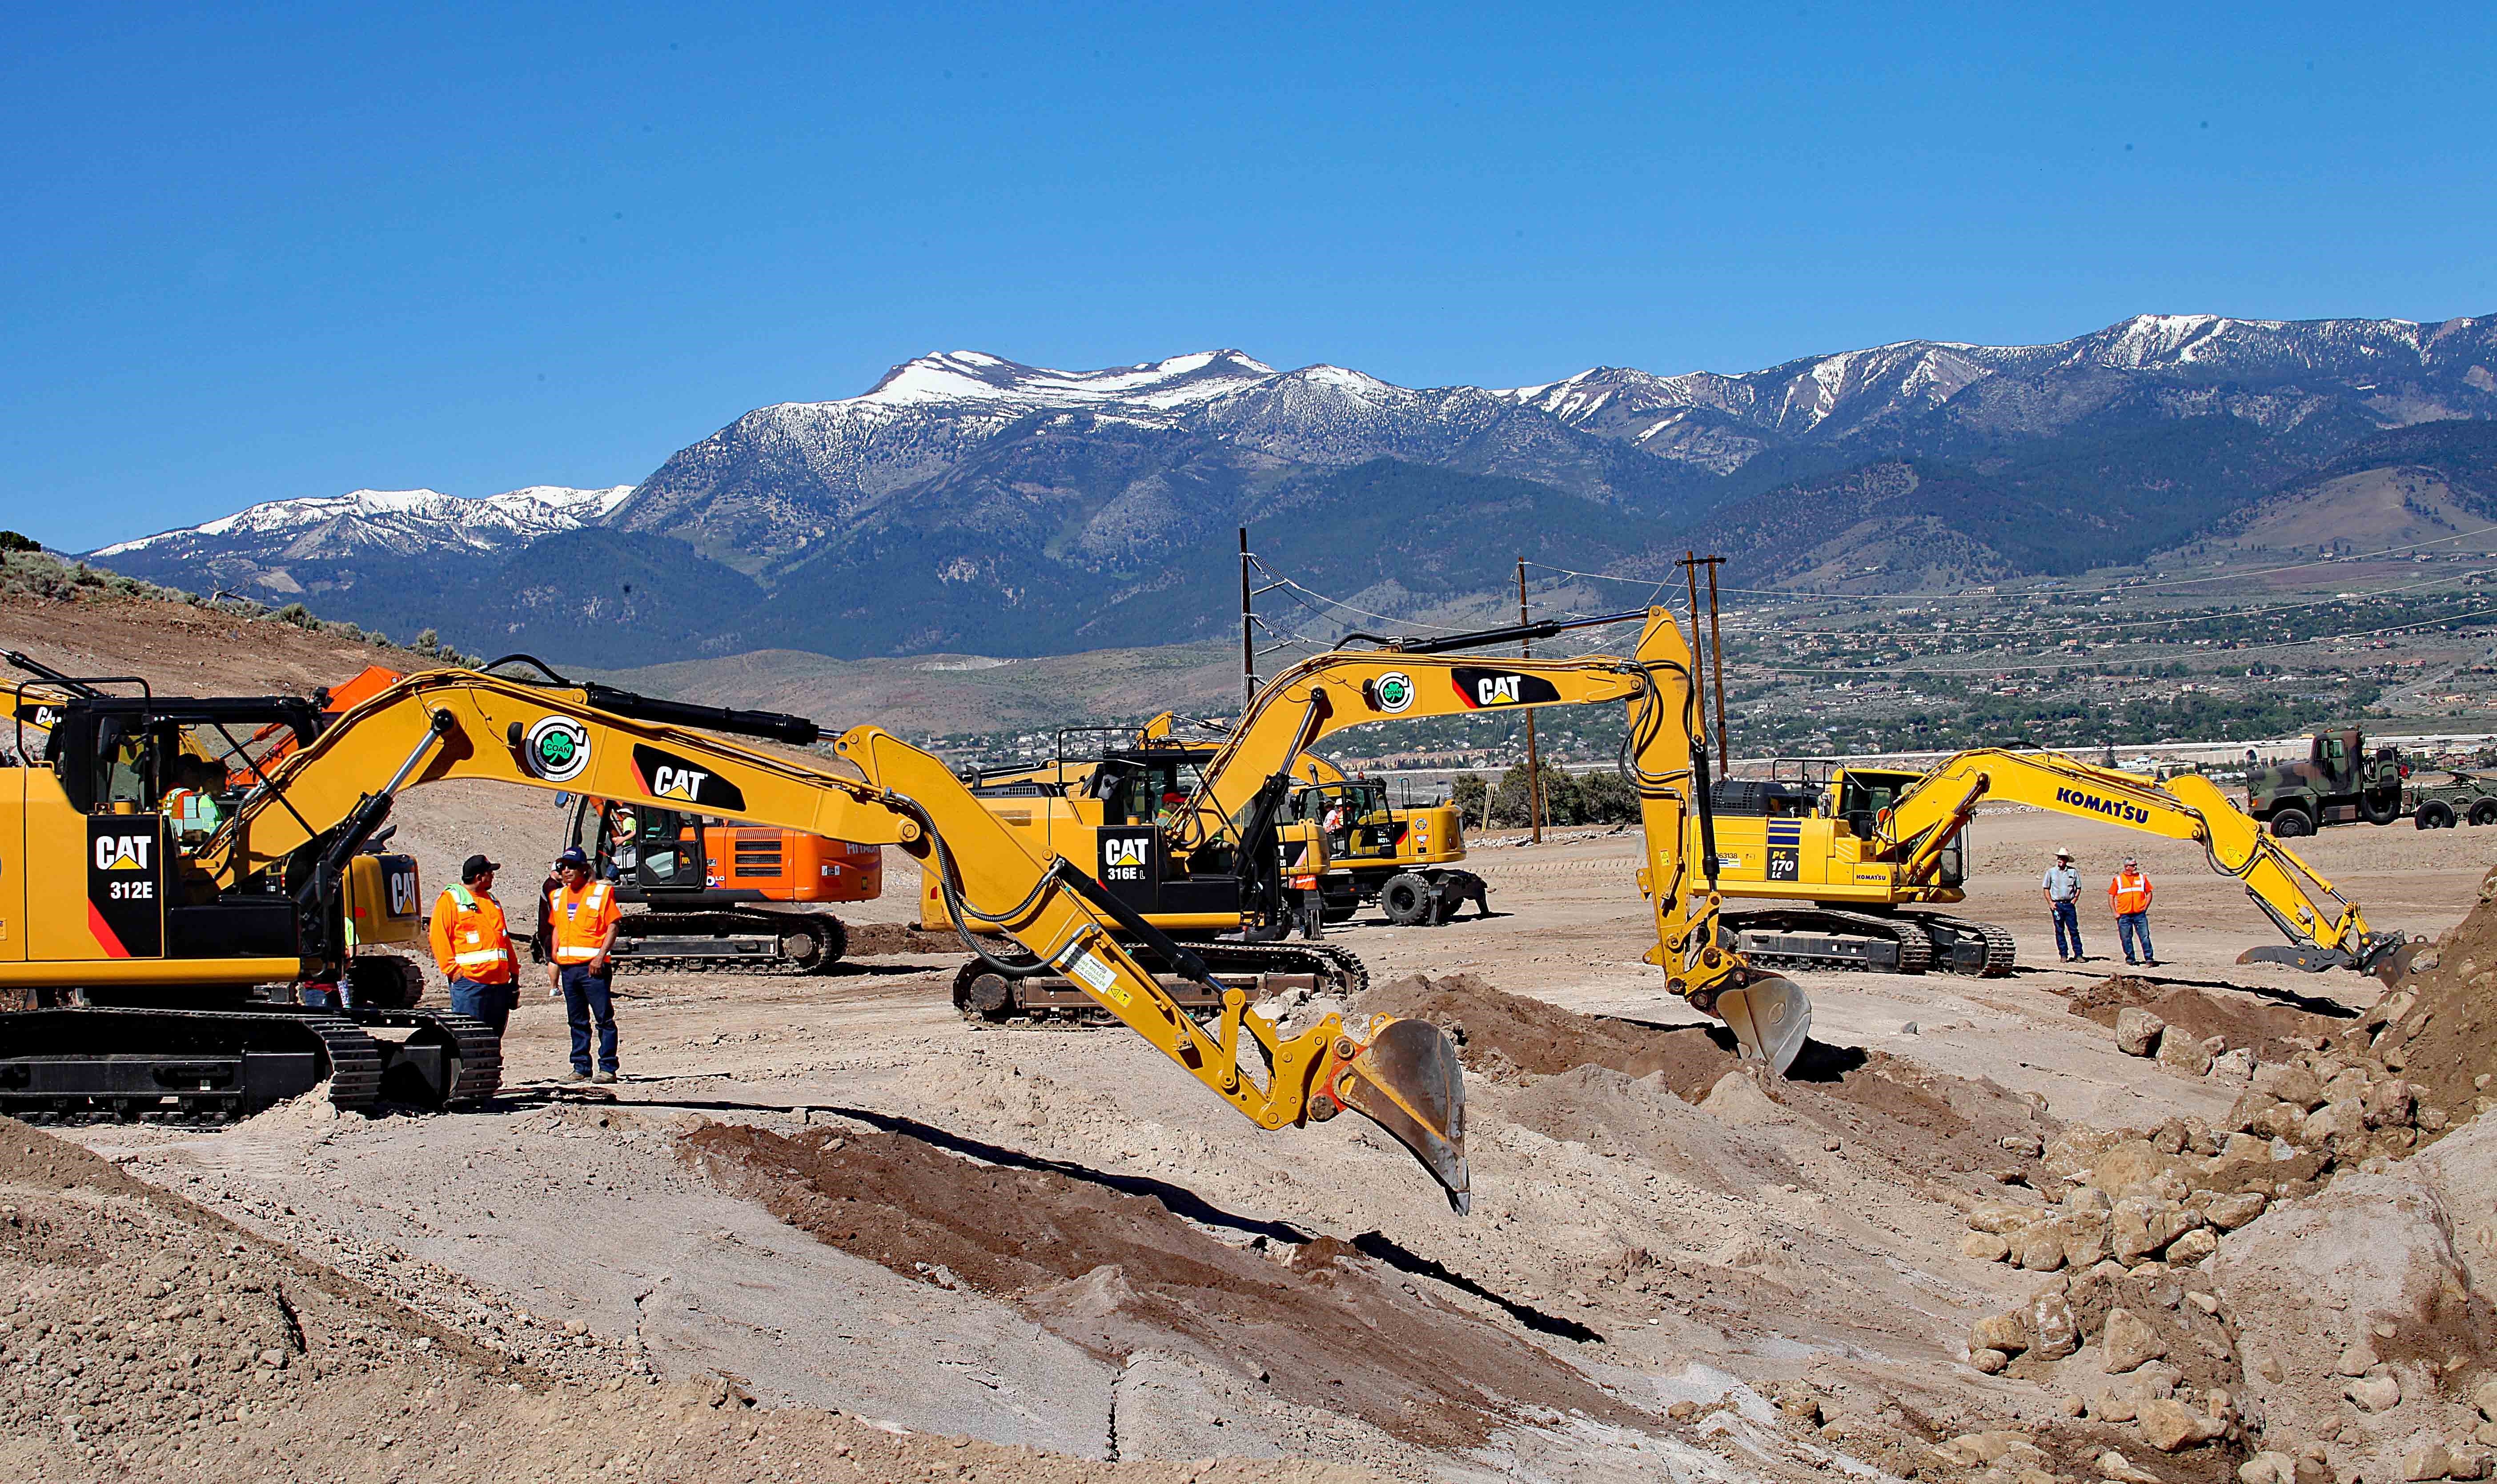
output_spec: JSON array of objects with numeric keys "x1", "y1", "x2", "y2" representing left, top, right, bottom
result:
[
  {"x1": 0, "y1": 1116, "x2": 1372, "y2": 1483},
  {"x1": 1506, "y1": 1066, "x2": 1802, "y2": 1194},
  {"x1": 1358, "y1": 972, "x2": 2055, "y2": 1189},
  {"x1": 2066, "y1": 978, "x2": 2345, "y2": 1061},
  {"x1": 680, "y1": 1122, "x2": 1646, "y2": 1451},
  {"x1": 2364, "y1": 868, "x2": 2497, "y2": 1125},
  {"x1": 845, "y1": 921, "x2": 955, "y2": 956},
  {"x1": 1353, "y1": 972, "x2": 1735, "y2": 1097}
]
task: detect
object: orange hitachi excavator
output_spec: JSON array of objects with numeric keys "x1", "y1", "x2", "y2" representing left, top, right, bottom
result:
[{"x1": 0, "y1": 654, "x2": 1475, "y2": 1212}]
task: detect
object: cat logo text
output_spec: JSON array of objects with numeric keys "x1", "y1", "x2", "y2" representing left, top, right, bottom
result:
[
  {"x1": 651, "y1": 765, "x2": 709, "y2": 802},
  {"x1": 96, "y1": 835, "x2": 153, "y2": 872}
]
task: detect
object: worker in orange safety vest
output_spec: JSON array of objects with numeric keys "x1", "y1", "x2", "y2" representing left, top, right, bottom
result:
[
  {"x1": 2108, "y1": 856, "x2": 2156, "y2": 968},
  {"x1": 546, "y1": 844, "x2": 623, "y2": 1084},
  {"x1": 430, "y1": 854, "x2": 518, "y2": 1035}
]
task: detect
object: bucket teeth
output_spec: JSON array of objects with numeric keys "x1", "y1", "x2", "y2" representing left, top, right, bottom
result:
[{"x1": 1331, "y1": 1016, "x2": 1470, "y2": 1214}]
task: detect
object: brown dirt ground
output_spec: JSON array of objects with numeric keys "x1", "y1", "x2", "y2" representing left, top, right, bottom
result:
[
  {"x1": 2373, "y1": 875, "x2": 2497, "y2": 1125},
  {"x1": 2063, "y1": 978, "x2": 2349, "y2": 1062},
  {"x1": 678, "y1": 1122, "x2": 1646, "y2": 1453},
  {"x1": 1355, "y1": 971, "x2": 2056, "y2": 1191},
  {"x1": 0, "y1": 1116, "x2": 1373, "y2": 1484}
]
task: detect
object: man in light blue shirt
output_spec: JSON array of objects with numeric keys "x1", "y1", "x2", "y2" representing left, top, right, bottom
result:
[{"x1": 2041, "y1": 847, "x2": 2084, "y2": 962}]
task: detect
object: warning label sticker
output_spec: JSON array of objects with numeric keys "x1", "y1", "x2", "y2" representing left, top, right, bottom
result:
[{"x1": 1066, "y1": 948, "x2": 1132, "y2": 1008}]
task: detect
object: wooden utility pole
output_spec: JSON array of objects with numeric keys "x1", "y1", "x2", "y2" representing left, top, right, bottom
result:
[
  {"x1": 1238, "y1": 527, "x2": 1257, "y2": 709},
  {"x1": 1704, "y1": 557, "x2": 1730, "y2": 774},
  {"x1": 1518, "y1": 556, "x2": 1542, "y2": 843},
  {"x1": 1678, "y1": 552, "x2": 1732, "y2": 773}
]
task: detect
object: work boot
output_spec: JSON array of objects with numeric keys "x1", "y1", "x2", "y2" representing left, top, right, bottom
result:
[
  {"x1": 591, "y1": 1070, "x2": 618, "y2": 1085},
  {"x1": 559, "y1": 1069, "x2": 591, "y2": 1085}
]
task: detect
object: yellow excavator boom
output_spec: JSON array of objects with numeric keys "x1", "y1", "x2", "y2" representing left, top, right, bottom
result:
[
  {"x1": 1176, "y1": 607, "x2": 1810, "y2": 1071},
  {"x1": 205, "y1": 669, "x2": 1473, "y2": 1210}
]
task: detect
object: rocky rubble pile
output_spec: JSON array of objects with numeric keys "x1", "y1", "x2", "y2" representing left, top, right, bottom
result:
[{"x1": 1955, "y1": 1052, "x2": 2497, "y2": 1479}]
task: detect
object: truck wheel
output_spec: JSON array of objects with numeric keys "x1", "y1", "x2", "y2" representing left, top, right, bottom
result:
[
  {"x1": 2472, "y1": 801, "x2": 2497, "y2": 827},
  {"x1": 1380, "y1": 873, "x2": 1436, "y2": 926},
  {"x1": 2359, "y1": 789, "x2": 2403, "y2": 826},
  {"x1": 2269, "y1": 808, "x2": 2313, "y2": 838},
  {"x1": 2418, "y1": 801, "x2": 2457, "y2": 830}
]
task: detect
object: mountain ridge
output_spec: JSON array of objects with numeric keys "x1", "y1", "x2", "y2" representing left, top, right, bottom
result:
[{"x1": 83, "y1": 311, "x2": 2497, "y2": 663}]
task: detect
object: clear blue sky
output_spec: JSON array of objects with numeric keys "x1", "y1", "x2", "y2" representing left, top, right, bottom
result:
[{"x1": 6, "y1": 2, "x2": 2493, "y2": 552}]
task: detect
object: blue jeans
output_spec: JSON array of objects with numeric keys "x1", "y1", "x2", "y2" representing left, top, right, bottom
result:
[
  {"x1": 2118, "y1": 912, "x2": 2154, "y2": 964},
  {"x1": 449, "y1": 977, "x2": 515, "y2": 1036},
  {"x1": 2051, "y1": 900, "x2": 2084, "y2": 959},
  {"x1": 560, "y1": 964, "x2": 618, "y2": 1075}
]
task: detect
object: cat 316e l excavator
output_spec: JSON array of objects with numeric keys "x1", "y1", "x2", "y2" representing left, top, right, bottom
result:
[
  {"x1": 1701, "y1": 750, "x2": 2412, "y2": 980},
  {"x1": 0, "y1": 656, "x2": 1477, "y2": 1212},
  {"x1": 941, "y1": 607, "x2": 1814, "y2": 1077}
]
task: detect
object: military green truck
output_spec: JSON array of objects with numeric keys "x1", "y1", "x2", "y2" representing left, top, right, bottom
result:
[
  {"x1": 2245, "y1": 727, "x2": 2409, "y2": 837},
  {"x1": 2406, "y1": 769, "x2": 2497, "y2": 829}
]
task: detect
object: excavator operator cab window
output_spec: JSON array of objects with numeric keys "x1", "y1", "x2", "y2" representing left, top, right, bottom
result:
[{"x1": 1095, "y1": 755, "x2": 1204, "y2": 829}]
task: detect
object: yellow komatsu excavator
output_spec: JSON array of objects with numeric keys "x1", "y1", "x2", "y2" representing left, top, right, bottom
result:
[
  {"x1": 0, "y1": 654, "x2": 1473, "y2": 1211},
  {"x1": 942, "y1": 607, "x2": 1812, "y2": 1073},
  {"x1": 1701, "y1": 750, "x2": 2412, "y2": 980}
]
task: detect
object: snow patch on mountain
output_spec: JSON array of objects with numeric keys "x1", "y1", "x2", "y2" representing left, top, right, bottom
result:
[{"x1": 92, "y1": 485, "x2": 634, "y2": 558}]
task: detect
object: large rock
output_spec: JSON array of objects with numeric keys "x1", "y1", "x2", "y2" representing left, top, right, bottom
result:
[
  {"x1": 2094, "y1": 1141, "x2": 2174, "y2": 1201},
  {"x1": 2254, "y1": 1064, "x2": 2326, "y2": 1109},
  {"x1": 2101, "y1": 1308, "x2": 2167, "y2": 1373},
  {"x1": 2112, "y1": 1198, "x2": 2192, "y2": 1264},
  {"x1": 2139, "y1": 1396, "x2": 2226, "y2": 1452},
  {"x1": 2216, "y1": 1168, "x2": 2484, "y2": 1444},
  {"x1": 2365, "y1": 1079, "x2": 2417, "y2": 1129},
  {"x1": 2207, "y1": 1192, "x2": 2269, "y2": 1231},
  {"x1": 1973, "y1": 1311, "x2": 2031, "y2": 1356},
  {"x1": 2030, "y1": 1288, "x2": 2081, "y2": 1361},
  {"x1": 2160, "y1": 1033, "x2": 2217, "y2": 1078},
  {"x1": 2302, "y1": 1099, "x2": 2368, "y2": 1147},
  {"x1": 2117, "y1": 1009, "x2": 2167, "y2": 1057},
  {"x1": 2412, "y1": 1118, "x2": 2497, "y2": 1310}
]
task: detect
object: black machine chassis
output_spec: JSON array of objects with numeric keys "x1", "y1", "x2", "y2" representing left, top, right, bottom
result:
[
  {"x1": 609, "y1": 908, "x2": 848, "y2": 976},
  {"x1": 952, "y1": 938, "x2": 1372, "y2": 1027},
  {"x1": 1723, "y1": 907, "x2": 2017, "y2": 977},
  {"x1": 0, "y1": 1003, "x2": 502, "y2": 1126}
]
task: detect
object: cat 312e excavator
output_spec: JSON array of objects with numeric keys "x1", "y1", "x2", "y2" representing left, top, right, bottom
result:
[
  {"x1": 0, "y1": 654, "x2": 1477, "y2": 1211},
  {"x1": 939, "y1": 607, "x2": 1814, "y2": 1077}
]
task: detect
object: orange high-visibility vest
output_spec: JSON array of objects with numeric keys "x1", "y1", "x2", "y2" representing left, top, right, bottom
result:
[
  {"x1": 2109, "y1": 870, "x2": 2153, "y2": 915},
  {"x1": 430, "y1": 884, "x2": 516, "y2": 984},
  {"x1": 547, "y1": 878, "x2": 620, "y2": 965}
]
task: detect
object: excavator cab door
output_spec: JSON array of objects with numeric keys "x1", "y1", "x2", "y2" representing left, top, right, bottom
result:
[{"x1": 625, "y1": 804, "x2": 707, "y2": 891}]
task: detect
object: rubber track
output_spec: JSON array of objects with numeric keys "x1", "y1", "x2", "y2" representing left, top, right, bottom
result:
[
  {"x1": 0, "y1": 1008, "x2": 380, "y2": 1126},
  {"x1": 957, "y1": 939, "x2": 1372, "y2": 1029}
]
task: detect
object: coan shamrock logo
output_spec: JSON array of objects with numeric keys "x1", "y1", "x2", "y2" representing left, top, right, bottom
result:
[
  {"x1": 1371, "y1": 672, "x2": 1415, "y2": 714},
  {"x1": 522, "y1": 716, "x2": 592, "y2": 782}
]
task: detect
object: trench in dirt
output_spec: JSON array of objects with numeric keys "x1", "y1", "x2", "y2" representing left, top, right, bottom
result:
[{"x1": 679, "y1": 1123, "x2": 1650, "y2": 1452}]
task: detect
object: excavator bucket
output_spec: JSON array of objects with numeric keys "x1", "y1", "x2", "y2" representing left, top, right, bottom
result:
[
  {"x1": 1717, "y1": 973, "x2": 1811, "y2": 1077},
  {"x1": 1332, "y1": 1016, "x2": 1470, "y2": 1213}
]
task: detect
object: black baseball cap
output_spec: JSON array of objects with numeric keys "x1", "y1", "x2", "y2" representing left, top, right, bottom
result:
[
  {"x1": 556, "y1": 845, "x2": 590, "y2": 869},
  {"x1": 461, "y1": 854, "x2": 499, "y2": 882}
]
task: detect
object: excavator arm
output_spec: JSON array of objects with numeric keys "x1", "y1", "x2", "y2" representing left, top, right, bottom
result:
[
  {"x1": 1179, "y1": 607, "x2": 1811, "y2": 1072},
  {"x1": 1876, "y1": 750, "x2": 2408, "y2": 976},
  {"x1": 202, "y1": 669, "x2": 1474, "y2": 1211}
]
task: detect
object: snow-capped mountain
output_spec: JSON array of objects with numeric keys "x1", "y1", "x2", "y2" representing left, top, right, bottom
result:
[
  {"x1": 82, "y1": 312, "x2": 2497, "y2": 665},
  {"x1": 95, "y1": 485, "x2": 633, "y2": 562}
]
